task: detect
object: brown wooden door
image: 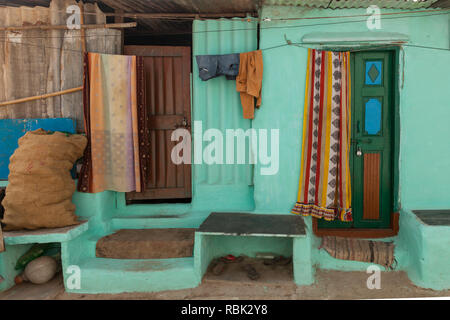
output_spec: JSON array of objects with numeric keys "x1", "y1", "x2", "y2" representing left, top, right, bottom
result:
[{"x1": 124, "y1": 46, "x2": 192, "y2": 201}]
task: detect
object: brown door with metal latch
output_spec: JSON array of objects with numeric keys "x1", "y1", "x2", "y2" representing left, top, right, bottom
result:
[{"x1": 124, "y1": 46, "x2": 192, "y2": 201}]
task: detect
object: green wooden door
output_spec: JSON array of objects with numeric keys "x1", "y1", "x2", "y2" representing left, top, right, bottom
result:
[{"x1": 318, "y1": 50, "x2": 394, "y2": 229}]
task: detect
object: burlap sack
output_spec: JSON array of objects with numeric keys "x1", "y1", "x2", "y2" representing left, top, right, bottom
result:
[{"x1": 1, "y1": 129, "x2": 87, "y2": 230}]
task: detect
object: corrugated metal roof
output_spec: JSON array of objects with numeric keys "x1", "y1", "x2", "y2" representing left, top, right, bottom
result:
[
  {"x1": 1, "y1": 0, "x2": 258, "y2": 35},
  {"x1": 431, "y1": 0, "x2": 450, "y2": 8},
  {"x1": 3, "y1": 0, "x2": 446, "y2": 36},
  {"x1": 0, "y1": 0, "x2": 51, "y2": 7},
  {"x1": 98, "y1": 0, "x2": 257, "y2": 34},
  {"x1": 0, "y1": 1, "x2": 101, "y2": 8},
  {"x1": 263, "y1": 0, "x2": 441, "y2": 9}
]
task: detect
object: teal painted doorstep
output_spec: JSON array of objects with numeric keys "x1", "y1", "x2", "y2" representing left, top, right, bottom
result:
[
  {"x1": 61, "y1": 230, "x2": 314, "y2": 294},
  {"x1": 64, "y1": 257, "x2": 199, "y2": 294},
  {"x1": 397, "y1": 210, "x2": 450, "y2": 291},
  {"x1": 58, "y1": 210, "x2": 450, "y2": 293},
  {"x1": 2, "y1": 187, "x2": 450, "y2": 293}
]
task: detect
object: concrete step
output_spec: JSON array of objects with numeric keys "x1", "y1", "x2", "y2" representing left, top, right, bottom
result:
[
  {"x1": 69, "y1": 257, "x2": 199, "y2": 293},
  {"x1": 96, "y1": 228, "x2": 196, "y2": 259},
  {"x1": 111, "y1": 214, "x2": 206, "y2": 229}
]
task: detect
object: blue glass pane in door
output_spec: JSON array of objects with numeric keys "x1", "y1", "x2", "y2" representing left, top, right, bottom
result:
[
  {"x1": 365, "y1": 61, "x2": 382, "y2": 85},
  {"x1": 365, "y1": 98, "x2": 382, "y2": 135}
]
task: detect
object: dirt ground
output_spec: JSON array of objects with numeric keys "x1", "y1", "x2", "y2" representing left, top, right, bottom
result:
[{"x1": 1, "y1": 269, "x2": 449, "y2": 300}]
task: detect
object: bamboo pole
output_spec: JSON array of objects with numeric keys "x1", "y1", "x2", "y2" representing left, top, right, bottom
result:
[
  {"x1": 0, "y1": 87, "x2": 83, "y2": 107},
  {"x1": 0, "y1": 22, "x2": 136, "y2": 32}
]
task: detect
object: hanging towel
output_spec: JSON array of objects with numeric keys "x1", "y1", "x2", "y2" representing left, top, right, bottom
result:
[
  {"x1": 292, "y1": 49, "x2": 352, "y2": 222},
  {"x1": 236, "y1": 50, "x2": 263, "y2": 119},
  {"x1": 196, "y1": 54, "x2": 240, "y2": 81},
  {"x1": 78, "y1": 53, "x2": 150, "y2": 193}
]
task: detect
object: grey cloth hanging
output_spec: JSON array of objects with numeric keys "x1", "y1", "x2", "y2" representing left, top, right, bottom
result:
[{"x1": 196, "y1": 54, "x2": 240, "y2": 81}]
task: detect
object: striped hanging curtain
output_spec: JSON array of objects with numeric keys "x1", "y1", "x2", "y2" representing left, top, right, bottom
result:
[{"x1": 292, "y1": 49, "x2": 352, "y2": 222}]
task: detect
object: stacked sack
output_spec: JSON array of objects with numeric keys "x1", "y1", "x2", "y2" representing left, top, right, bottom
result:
[{"x1": 1, "y1": 129, "x2": 87, "y2": 230}]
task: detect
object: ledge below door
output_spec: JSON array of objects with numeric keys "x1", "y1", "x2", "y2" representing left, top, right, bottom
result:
[{"x1": 313, "y1": 212, "x2": 399, "y2": 238}]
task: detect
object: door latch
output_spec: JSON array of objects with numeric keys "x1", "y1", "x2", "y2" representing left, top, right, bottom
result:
[
  {"x1": 174, "y1": 117, "x2": 190, "y2": 129},
  {"x1": 356, "y1": 147, "x2": 363, "y2": 157}
]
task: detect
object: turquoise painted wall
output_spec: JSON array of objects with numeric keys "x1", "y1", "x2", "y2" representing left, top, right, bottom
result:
[
  {"x1": 85, "y1": 19, "x2": 259, "y2": 223},
  {"x1": 190, "y1": 19, "x2": 258, "y2": 214},
  {"x1": 254, "y1": 6, "x2": 450, "y2": 289},
  {"x1": 255, "y1": 6, "x2": 450, "y2": 214}
]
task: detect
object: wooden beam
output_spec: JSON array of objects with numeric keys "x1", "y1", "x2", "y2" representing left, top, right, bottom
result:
[
  {"x1": 0, "y1": 22, "x2": 137, "y2": 32},
  {"x1": 0, "y1": 87, "x2": 83, "y2": 108},
  {"x1": 115, "y1": 9, "x2": 125, "y2": 54},
  {"x1": 104, "y1": 12, "x2": 254, "y2": 19}
]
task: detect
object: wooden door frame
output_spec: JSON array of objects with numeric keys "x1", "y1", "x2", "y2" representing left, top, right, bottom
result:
[
  {"x1": 124, "y1": 45, "x2": 192, "y2": 201},
  {"x1": 314, "y1": 47, "x2": 401, "y2": 238}
]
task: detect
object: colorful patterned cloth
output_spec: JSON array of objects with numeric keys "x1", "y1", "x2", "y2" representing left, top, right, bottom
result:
[
  {"x1": 78, "y1": 53, "x2": 147, "y2": 193},
  {"x1": 292, "y1": 49, "x2": 352, "y2": 222}
]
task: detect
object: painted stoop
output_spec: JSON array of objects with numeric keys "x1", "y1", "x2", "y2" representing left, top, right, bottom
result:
[
  {"x1": 110, "y1": 215, "x2": 205, "y2": 229},
  {"x1": 67, "y1": 257, "x2": 199, "y2": 294},
  {"x1": 63, "y1": 227, "x2": 201, "y2": 293},
  {"x1": 96, "y1": 228, "x2": 196, "y2": 259}
]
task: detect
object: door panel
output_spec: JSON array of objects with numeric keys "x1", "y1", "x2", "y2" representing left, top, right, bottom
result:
[
  {"x1": 318, "y1": 50, "x2": 394, "y2": 229},
  {"x1": 352, "y1": 51, "x2": 393, "y2": 228},
  {"x1": 363, "y1": 153, "x2": 380, "y2": 220},
  {"x1": 124, "y1": 46, "x2": 192, "y2": 201}
]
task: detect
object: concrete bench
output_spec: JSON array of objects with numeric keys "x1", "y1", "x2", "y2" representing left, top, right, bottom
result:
[
  {"x1": 193, "y1": 212, "x2": 314, "y2": 286},
  {"x1": 399, "y1": 209, "x2": 450, "y2": 290},
  {"x1": 413, "y1": 209, "x2": 450, "y2": 226},
  {"x1": 2, "y1": 221, "x2": 89, "y2": 245},
  {"x1": 0, "y1": 221, "x2": 89, "y2": 291}
]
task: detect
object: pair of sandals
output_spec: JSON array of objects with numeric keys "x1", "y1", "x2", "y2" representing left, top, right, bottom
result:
[
  {"x1": 210, "y1": 255, "x2": 260, "y2": 280},
  {"x1": 210, "y1": 255, "x2": 242, "y2": 275},
  {"x1": 263, "y1": 255, "x2": 292, "y2": 266}
]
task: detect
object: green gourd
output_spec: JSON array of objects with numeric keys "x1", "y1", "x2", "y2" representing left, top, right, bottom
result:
[{"x1": 15, "y1": 243, "x2": 59, "y2": 270}]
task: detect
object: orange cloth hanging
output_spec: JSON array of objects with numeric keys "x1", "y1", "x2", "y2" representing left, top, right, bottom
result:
[{"x1": 236, "y1": 50, "x2": 263, "y2": 119}]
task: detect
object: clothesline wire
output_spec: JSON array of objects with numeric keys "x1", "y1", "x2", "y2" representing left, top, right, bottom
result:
[
  {"x1": 259, "y1": 42, "x2": 405, "y2": 52},
  {"x1": 0, "y1": 10, "x2": 449, "y2": 39},
  {"x1": 0, "y1": 4, "x2": 448, "y2": 20},
  {"x1": 146, "y1": 11, "x2": 450, "y2": 36},
  {"x1": 3, "y1": 37, "x2": 450, "y2": 56}
]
